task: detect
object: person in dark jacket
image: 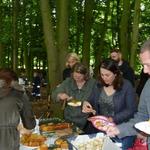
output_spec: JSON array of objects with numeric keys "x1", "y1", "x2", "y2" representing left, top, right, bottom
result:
[
  {"x1": 82, "y1": 59, "x2": 137, "y2": 150},
  {"x1": 31, "y1": 71, "x2": 42, "y2": 100},
  {"x1": 0, "y1": 68, "x2": 36, "y2": 150},
  {"x1": 136, "y1": 69, "x2": 149, "y2": 97},
  {"x1": 110, "y1": 49, "x2": 135, "y2": 87},
  {"x1": 63, "y1": 52, "x2": 80, "y2": 80}
]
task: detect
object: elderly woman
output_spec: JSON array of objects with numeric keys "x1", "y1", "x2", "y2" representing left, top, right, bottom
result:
[
  {"x1": 63, "y1": 52, "x2": 80, "y2": 80},
  {"x1": 82, "y1": 59, "x2": 137, "y2": 150},
  {"x1": 0, "y1": 68, "x2": 36, "y2": 150},
  {"x1": 52, "y1": 62, "x2": 97, "y2": 129}
]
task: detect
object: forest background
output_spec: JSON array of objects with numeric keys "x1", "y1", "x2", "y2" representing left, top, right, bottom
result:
[{"x1": 0, "y1": 0, "x2": 147, "y2": 91}]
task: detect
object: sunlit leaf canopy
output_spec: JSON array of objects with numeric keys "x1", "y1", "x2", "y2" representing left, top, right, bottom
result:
[{"x1": 0, "y1": 0, "x2": 148, "y2": 88}]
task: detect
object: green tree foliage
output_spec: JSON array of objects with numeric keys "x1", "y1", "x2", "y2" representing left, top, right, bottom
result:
[{"x1": 0, "y1": 0, "x2": 149, "y2": 88}]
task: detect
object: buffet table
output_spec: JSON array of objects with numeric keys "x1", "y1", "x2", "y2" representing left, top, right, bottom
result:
[{"x1": 19, "y1": 118, "x2": 122, "y2": 150}]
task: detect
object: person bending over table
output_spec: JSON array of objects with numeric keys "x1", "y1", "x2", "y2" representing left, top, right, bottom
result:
[
  {"x1": 52, "y1": 62, "x2": 97, "y2": 130},
  {"x1": 82, "y1": 58, "x2": 137, "y2": 150},
  {"x1": 0, "y1": 68, "x2": 36, "y2": 150}
]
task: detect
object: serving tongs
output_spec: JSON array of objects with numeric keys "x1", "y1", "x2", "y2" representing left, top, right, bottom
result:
[
  {"x1": 38, "y1": 110, "x2": 52, "y2": 122},
  {"x1": 38, "y1": 113, "x2": 45, "y2": 122}
]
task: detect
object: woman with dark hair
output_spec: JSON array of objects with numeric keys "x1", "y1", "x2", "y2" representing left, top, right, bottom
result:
[
  {"x1": 0, "y1": 68, "x2": 36, "y2": 150},
  {"x1": 52, "y1": 62, "x2": 97, "y2": 129},
  {"x1": 82, "y1": 59, "x2": 137, "y2": 150}
]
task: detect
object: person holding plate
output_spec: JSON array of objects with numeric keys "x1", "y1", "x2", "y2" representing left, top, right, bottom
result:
[
  {"x1": 105, "y1": 39, "x2": 150, "y2": 150},
  {"x1": 51, "y1": 62, "x2": 97, "y2": 130},
  {"x1": 82, "y1": 58, "x2": 137, "y2": 150}
]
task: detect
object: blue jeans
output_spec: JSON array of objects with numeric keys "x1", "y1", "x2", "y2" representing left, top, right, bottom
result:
[{"x1": 111, "y1": 136, "x2": 136, "y2": 150}]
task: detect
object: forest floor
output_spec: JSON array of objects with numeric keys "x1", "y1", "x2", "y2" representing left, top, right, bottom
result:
[{"x1": 29, "y1": 86, "x2": 64, "y2": 119}]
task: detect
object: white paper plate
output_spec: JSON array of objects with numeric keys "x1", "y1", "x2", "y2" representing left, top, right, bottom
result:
[
  {"x1": 135, "y1": 121, "x2": 150, "y2": 134},
  {"x1": 67, "y1": 101, "x2": 81, "y2": 107},
  {"x1": 88, "y1": 116, "x2": 115, "y2": 131}
]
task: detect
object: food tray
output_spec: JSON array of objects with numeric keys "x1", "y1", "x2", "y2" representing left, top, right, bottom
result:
[
  {"x1": 67, "y1": 133, "x2": 105, "y2": 150},
  {"x1": 39, "y1": 118, "x2": 72, "y2": 138},
  {"x1": 67, "y1": 133, "x2": 121, "y2": 150}
]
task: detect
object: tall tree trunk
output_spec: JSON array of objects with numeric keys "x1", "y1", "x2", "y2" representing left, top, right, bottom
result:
[
  {"x1": 21, "y1": 0, "x2": 33, "y2": 81},
  {"x1": 119, "y1": 0, "x2": 130, "y2": 60},
  {"x1": 130, "y1": 0, "x2": 141, "y2": 68},
  {"x1": 20, "y1": 0, "x2": 26, "y2": 67},
  {"x1": 12, "y1": 0, "x2": 19, "y2": 71},
  {"x1": 75, "y1": 0, "x2": 83, "y2": 54},
  {"x1": 40, "y1": 0, "x2": 59, "y2": 90},
  {"x1": 82, "y1": 0, "x2": 94, "y2": 68},
  {"x1": 0, "y1": 0, "x2": 5, "y2": 67},
  {"x1": 116, "y1": 0, "x2": 121, "y2": 47},
  {"x1": 21, "y1": 0, "x2": 29, "y2": 77},
  {"x1": 56, "y1": 0, "x2": 69, "y2": 81},
  {"x1": 94, "y1": 0, "x2": 110, "y2": 76},
  {"x1": 0, "y1": 44, "x2": 5, "y2": 67}
]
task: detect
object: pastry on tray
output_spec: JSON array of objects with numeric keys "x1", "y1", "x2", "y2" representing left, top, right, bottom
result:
[{"x1": 20, "y1": 133, "x2": 47, "y2": 147}]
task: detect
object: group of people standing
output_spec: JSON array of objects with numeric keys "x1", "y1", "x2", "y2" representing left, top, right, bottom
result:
[
  {"x1": 106, "y1": 39, "x2": 150, "y2": 150},
  {"x1": 52, "y1": 39, "x2": 150, "y2": 150},
  {"x1": 1, "y1": 39, "x2": 150, "y2": 150},
  {"x1": 52, "y1": 48, "x2": 138, "y2": 149}
]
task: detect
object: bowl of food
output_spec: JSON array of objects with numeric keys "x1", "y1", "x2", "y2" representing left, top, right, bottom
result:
[
  {"x1": 20, "y1": 133, "x2": 47, "y2": 149},
  {"x1": 55, "y1": 138, "x2": 69, "y2": 149}
]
